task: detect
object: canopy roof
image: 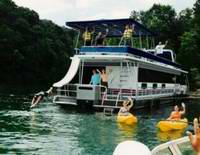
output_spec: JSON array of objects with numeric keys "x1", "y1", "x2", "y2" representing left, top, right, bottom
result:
[{"x1": 66, "y1": 18, "x2": 156, "y2": 37}]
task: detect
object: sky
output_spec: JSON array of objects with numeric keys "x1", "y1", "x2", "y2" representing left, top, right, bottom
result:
[{"x1": 13, "y1": 0, "x2": 196, "y2": 26}]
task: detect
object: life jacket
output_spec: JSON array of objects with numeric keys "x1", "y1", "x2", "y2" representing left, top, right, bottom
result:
[
  {"x1": 123, "y1": 28, "x2": 133, "y2": 39},
  {"x1": 171, "y1": 111, "x2": 181, "y2": 120},
  {"x1": 83, "y1": 31, "x2": 91, "y2": 41}
]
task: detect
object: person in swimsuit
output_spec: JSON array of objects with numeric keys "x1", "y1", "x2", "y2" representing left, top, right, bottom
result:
[
  {"x1": 167, "y1": 103, "x2": 186, "y2": 120},
  {"x1": 118, "y1": 97, "x2": 133, "y2": 116},
  {"x1": 97, "y1": 69, "x2": 108, "y2": 88},
  {"x1": 30, "y1": 87, "x2": 53, "y2": 108},
  {"x1": 187, "y1": 118, "x2": 200, "y2": 155}
]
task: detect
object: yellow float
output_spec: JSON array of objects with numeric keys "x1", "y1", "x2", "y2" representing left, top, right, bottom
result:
[
  {"x1": 157, "y1": 118, "x2": 188, "y2": 132},
  {"x1": 157, "y1": 130, "x2": 184, "y2": 142},
  {"x1": 117, "y1": 113, "x2": 137, "y2": 125}
]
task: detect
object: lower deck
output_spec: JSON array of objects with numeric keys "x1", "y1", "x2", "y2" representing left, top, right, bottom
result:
[{"x1": 53, "y1": 84, "x2": 187, "y2": 110}]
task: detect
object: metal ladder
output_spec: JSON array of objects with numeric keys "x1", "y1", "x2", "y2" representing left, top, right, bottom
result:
[{"x1": 103, "y1": 107, "x2": 114, "y2": 116}]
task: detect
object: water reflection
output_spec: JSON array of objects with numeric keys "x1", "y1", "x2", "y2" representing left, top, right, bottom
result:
[
  {"x1": 117, "y1": 123, "x2": 137, "y2": 138},
  {"x1": 157, "y1": 130, "x2": 185, "y2": 142},
  {"x1": 0, "y1": 95, "x2": 200, "y2": 154}
]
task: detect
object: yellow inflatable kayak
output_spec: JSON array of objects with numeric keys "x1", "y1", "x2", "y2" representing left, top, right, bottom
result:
[
  {"x1": 117, "y1": 113, "x2": 137, "y2": 125},
  {"x1": 157, "y1": 118, "x2": 188, "y2": 132}
]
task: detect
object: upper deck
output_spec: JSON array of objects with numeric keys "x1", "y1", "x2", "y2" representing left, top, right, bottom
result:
[
  {"x1": 79, "y1": 46, "x2": 182, "y2": 69},
  {"x1": 66, "y1": 18, "x2": 186, "y2": 72}
]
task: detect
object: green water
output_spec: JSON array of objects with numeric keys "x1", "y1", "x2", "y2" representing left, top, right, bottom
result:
[{"x1": 0, "y1": 95, "x2": 199, "y2": 155}]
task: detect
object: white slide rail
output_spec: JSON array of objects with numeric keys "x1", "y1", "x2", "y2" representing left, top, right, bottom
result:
[{"x1": 53, "y1": 57, "x2": 80, "y2": 87}]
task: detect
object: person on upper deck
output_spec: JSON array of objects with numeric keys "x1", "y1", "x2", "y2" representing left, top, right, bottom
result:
[
  {"x1": 95, "y1": 29, "x2": 109, "y2": 46},
  {"x1": 167, "y1": 103, "x2": 186, "y2": 120},
  {"x1": 118, "y1": 97, "x2": 134, "y2": 116},
  {"x1": 89, "y1": 69, "x2": 101, "y2": 85},
  {"x1": 155, "y1": 41, "x2": 168, "y2": 54},
  {"x1": 120, "y1": 24, "x2": 135, "y2": 46},
  {"x1": 82, "y1": 27, "x2": 95, "y2": 46}
]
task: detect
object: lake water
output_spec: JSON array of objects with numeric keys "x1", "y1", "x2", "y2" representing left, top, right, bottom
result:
[{"x1": 0, "y1": 95, "x2": 199, "y2": 155}]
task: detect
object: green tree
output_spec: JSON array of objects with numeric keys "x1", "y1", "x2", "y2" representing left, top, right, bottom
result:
[
  {"x1": 177, "y1": 30, "x2": 200, "y2": 70},
  {"x1": 0, "y1": 0, "x2": 74, "y2": 91},
  {"x1": 194, "y1": 0, "x2": 200, "y2": 27},
  {"x1": 177, "y1": 0, "x2": 200, "y2": 90}
]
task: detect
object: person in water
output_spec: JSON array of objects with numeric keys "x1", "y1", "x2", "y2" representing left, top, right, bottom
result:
[
  {"x1": 30, "y1": 87, "x2": 53, "y2": 108},
  {"x1": 167, "y1": 103, "x2": 186, "y2": 120},
  {"x1": 187, "y1": 118, "x2": 200, "y2": 155},
  {"x1": 89, "y1": 69, "x2": 101, "y2": 85},
  {"x1": 118, "y1": 97, "x2": 133, "y2": 116}
]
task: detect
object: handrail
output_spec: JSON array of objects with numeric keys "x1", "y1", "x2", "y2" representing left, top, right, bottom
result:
[
  {"x1": 56, "y1": 84, "x2": 176, "y2": 101},
  {"x1": 101, "y1": 85, "x2": 108, "y2": 105},
  {"x1": 115, "y1": 91, "x2": 121, "y2": 107}
]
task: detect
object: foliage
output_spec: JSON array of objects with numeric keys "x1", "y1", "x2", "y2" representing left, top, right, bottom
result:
[
  {"x1": 190, "y1": 68, "x2": 200, "y2": 90},
  {"x1": 177, "y1": 30, "x2": 200, "y2": 70},
  {"x1": 0, "y1": 0, "x2": 75, "y2": 90},
  {"x1": 1, "y1": 0, "x2": 200, "y2": 91},
  {"x1": 177, "y1": 0, "x2": 200, "y2": 90},
  {"x1": 130, "y1": 5, "x2": 194, "y2": 52},
  {"x1": 130, "y1": 3, "x2": 200, "y2": 90}
]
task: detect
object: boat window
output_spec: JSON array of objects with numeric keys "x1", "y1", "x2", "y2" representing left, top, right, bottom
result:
[
  {"x1": 153, "y1": 83, "x2": 157, "y2": 89},
  {"x1": 177, "y1": 142, "x2": 196, "y2": 155},
  {"x1": 138, "y1": 68, "x2": 175, "y2": 83},
  {"x1": 141, "y1": 83, "x2": 147, "y2": 89},
  {"x1": 153, "y1": 147, "x2": 173, "y2": 155},
  {"x1": 162, "y1": 84, "x2": 166, "y2": 88}
]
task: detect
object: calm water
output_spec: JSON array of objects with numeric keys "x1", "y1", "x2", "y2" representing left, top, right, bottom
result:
[{"x1": 0, "y1": 95, "x2": 200, "y2": 155}]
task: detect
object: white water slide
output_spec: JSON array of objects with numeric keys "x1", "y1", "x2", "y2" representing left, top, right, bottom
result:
[{"x1": 53, "y1": 57, "x2": 80, "y2": 87}]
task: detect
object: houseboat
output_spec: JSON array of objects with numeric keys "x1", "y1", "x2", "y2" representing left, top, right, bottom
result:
[{"x1": 52, "y1": 18, "x2": 189, "y2": 110}]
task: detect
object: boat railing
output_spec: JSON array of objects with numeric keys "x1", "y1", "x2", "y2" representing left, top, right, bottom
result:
[
  {"x1": 56, "y1": 84, "x2": 108, "y2": 99},
  {"x1": 56, "y1": 84, "x2": 77, "y2": 97},
  {"x1": 115, "y1": 91, "x2": 122, "y2": 107},
  {"x1": 138, "y1": 88, "x2": 174, "y2": 96},
  {"x1": 55, "y1": 84, "x2": 175, "y2": 103},
  {"x1": 100, "y1": 86, "x2": 108, "y2": 105}
]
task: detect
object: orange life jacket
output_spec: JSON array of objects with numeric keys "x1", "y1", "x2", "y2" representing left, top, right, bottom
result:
[{"x1": 171, "y1": 111, "x2": 181, "y2": 120}]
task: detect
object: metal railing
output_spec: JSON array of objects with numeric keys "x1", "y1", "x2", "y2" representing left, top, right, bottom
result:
[
  {"x1": 137, "y1": 88, "x2": 174, "y2": 96},
  {"x1": 55, "y1": 84, "x2": 175, "y2": 102},
  {"x1": 56, "y1": 84, "x2": 77, "y2": 97},
  {"x1": 56, "y1": 84, "x2": 108, "y2": 98}
]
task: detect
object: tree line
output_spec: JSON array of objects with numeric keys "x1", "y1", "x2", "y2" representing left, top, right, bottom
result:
[
  {"x1": 130, "y1": 1, "x2": 200, "y2": 90},
  {"x1": 0, "y1": 0, "x2": 199, "y2": 92},
  {"x1": 0, "y1": 0, "x2": 75, "y2": 92}
]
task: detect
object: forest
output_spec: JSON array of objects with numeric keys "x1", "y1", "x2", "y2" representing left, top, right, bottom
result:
[
  {"x1": 130, "y1": 1, "x2": 200, "y2": 90},
  {"x1": 0, "y1": 0, "x2": 200, "y2": 91}
]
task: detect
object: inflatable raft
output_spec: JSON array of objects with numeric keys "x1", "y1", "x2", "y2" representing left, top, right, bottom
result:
[
  {"x1": 117, "y1": 113, "x2": 137, "y2": 125},
  {"x1": 157, "y1": 118, "x2": 188, "y2": 132}
]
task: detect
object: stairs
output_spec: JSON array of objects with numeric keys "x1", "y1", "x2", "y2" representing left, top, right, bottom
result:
[{"x1": 103, "y1": 107, "x2": 114, "y2": 116}]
